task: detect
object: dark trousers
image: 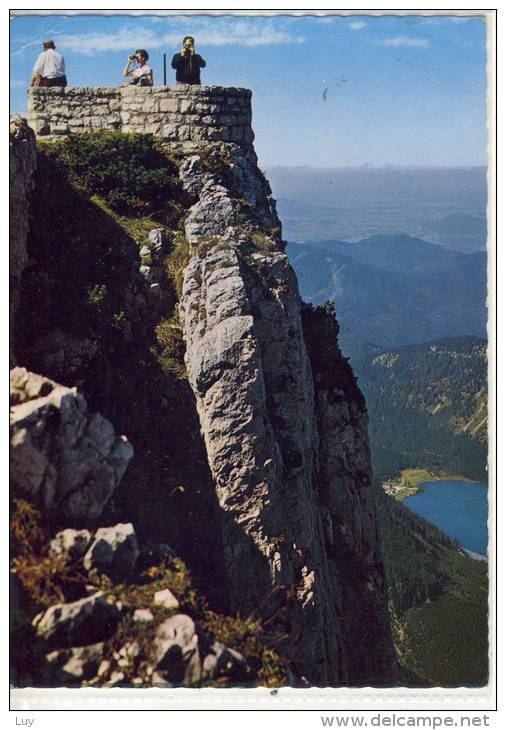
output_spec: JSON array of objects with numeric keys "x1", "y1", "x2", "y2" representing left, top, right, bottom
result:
[{"x1": 41, "y1": 75, "x2": 67, "y2": 87}]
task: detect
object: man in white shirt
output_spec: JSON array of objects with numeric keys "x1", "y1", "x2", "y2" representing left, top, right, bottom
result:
[{"x1": 31, "y1": 40, "x2": 67, "y2": 87}]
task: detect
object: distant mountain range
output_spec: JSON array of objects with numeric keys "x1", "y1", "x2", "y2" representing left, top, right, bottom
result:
[
  {"x1": 287, "y1": 234, "x2": 487, "y2": 353},
  {"x1": 269, "y1": 167, "x2": 487, "y2": 250},
  {"x1": 355, "y1": 336, "x2": 488, "y2": 483}
]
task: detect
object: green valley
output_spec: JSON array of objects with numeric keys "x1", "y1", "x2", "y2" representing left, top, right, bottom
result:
[
  {"x1": 377, "y1": 491, "x2": 488, "y2": 686},
  {"x1": 355, "y1": 336, "x2": 488, "y2": 484}
]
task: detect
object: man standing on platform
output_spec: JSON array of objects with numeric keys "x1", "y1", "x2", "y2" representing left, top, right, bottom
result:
[
  {"x1": 31, "y1": 40, "x2": 67, "y2": 87},
  {"x1": 171, "y1": 36, "x2": 206, "y2": 85}
]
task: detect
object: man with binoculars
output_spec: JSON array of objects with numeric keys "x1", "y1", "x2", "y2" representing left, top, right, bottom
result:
[
  {"x1": 123, "y1": 49, "x2": 153, "y2": 86},
  {"x1": 171, "y1": 36, "x2": 206, "y2": 85}
]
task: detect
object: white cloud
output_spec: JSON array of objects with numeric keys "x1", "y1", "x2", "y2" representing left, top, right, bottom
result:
[
  {"x1": 10, "y1": 79, "x2": 27, "y2": 88},
  {"x1": 54, "y1": 19, "x2": 305, "y2": 55},
  {"x1": 349, "y1": 21, "x2": 366, "y2": 30},
  {"x1": 379, "y1": 36, "x2": 429, "y2": 48}
]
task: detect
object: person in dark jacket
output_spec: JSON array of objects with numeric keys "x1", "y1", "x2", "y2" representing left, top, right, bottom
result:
[{"x1": 171, "y1": 36, "x2": 206, "y2": 85}]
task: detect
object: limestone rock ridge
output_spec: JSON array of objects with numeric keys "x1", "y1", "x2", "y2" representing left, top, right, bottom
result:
[{"x1": 178, "y1": 141, "x2": 397, "y2": 683}]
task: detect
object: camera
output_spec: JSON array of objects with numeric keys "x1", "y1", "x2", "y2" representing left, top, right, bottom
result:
[{"x1": 129, "y1": 54, "x2": 136, "y2": 61}]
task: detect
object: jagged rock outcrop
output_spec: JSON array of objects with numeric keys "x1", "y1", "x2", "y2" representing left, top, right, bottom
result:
[
  {"x1": 44, "y1": 642, "x2": 105, "y2": 685},
  {"x1": 83, "y1": 523, "x2": 139, "y2": 581},
  {"x1": 50, "y1": 529, "x2": 92, "y2": 561},
  {"x1": 33, "y1": 592, "x2": 122, "y2": 648},
  {"x1": 10, "y1": 115, "x2": 37, "y2": 366},
  {"x1": 10, "y1": 367, "x2": 133, "y2": 525},
  {"x1": 178, "y1": 140, "x2": 397, "y2": 684}
]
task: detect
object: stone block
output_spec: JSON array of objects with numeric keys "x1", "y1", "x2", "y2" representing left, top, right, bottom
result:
[
  {"x1": 244, "y1": 128, "x2": 255, "y2": 144},
  {"x1": 84, "y1": 523, "x2": 139, "y2": 581},
  {"x1": 50, "y1": 529, "x2": 92, "y2": 561},
  {"x1": 133, "y1": 608, "x2": 154, "y2": 623},
  {"x1": 51, "y1": 125, "x2": 70, "y2": 135},
  {"x1": 177, "y1": 126, "x2": 191, "y2": 141},
  {"x1": 45, "y1": 642, "x2": 104, "y2": 685},
  {"x1": 153, "y1": 589, "x2": 179, "y2": 610},
  {"x1": 139, "y1": 122, "x2": 161, "y2": 135},
  {"x1": 180, "y1": 99, "x2": 194, "y2": 114},
  {"x1": 218, "y1": 114, "x2": 237, "y2": 126},
  {"x1": 161, "y1": 123, "x2": 178, "y2": 139},
  {"x1": 230, "y1": 127, "x2": 245, "y2": 142},
  {"x1": 92, "y1": 105, "x2": 110, "y2": 116},
  {"x1": 33, "y1": 592, "x2": 121, "y2": 648},
  {"x1": 160, "y1": 98, "x2": 179, "y2": 113},
  {"x1": 207, "y1": 125, "x2": 230, "y2": 141},
  {"x1": 141, "y1": 99, "x2": 160, "y2": 113},
  {"x1": 189, "y1": 126, "x2": 207, "y2": 142}
]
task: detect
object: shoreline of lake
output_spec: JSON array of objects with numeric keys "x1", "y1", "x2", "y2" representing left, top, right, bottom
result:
[
  {"x1": 403, "y1": 479, "x2": 488, "y2": 557},
  {"x1": 464, "y1": 548, "x2": 488, "y2": 562},
  {"x1": 382, "y1": 468, "x2": 485, "y2": 501}
]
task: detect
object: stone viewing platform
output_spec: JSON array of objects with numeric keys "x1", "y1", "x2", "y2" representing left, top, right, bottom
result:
[{"x1": 27, "y1": 85, "x2": 254, "y2": 151}]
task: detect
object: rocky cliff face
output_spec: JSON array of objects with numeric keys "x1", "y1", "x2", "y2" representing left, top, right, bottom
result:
[
  {"x1": 11, "y1": 88, "x2": 397, "y2": 686},
  {"x1": 178, "y1": 142, "x2": 396, "y2": 684},
  {"x1": 10, "y1": 116, "x2": 37, "y2": 366},
  {"x1": 10, "y1": 367, "x2": 133, "y2": 526}
]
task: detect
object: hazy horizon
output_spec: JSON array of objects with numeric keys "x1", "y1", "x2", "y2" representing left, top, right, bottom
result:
[{"x1": 266, "y1": 163, "x2": 487, "y2": 170}]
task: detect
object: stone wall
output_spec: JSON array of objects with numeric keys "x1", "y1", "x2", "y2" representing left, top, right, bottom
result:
[{"x1": 27, "y1": 86, "x2": 254, "y2": 152}]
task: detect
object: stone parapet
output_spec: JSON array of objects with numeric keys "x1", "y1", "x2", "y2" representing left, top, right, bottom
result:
[{"x1": 27, "y1": 85, "x2": 254, "y2": 151}]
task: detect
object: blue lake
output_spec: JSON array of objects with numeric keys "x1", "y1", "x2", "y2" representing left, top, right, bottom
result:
[{"x1": 404, "y1": 480, "x2": 488, "y2": 557}]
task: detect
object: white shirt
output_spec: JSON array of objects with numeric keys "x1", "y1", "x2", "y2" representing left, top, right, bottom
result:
[
  {"x1": 132, "y1": 64, "x2": 152, "y2": 80},
  {"x1": 32, "y1": 49, "x2": 65, "y2": 79}
]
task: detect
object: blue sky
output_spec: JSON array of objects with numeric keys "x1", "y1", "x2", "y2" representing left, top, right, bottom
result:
[{"x1": 10, "y1": 12, "x2": 488, "y2": 167}]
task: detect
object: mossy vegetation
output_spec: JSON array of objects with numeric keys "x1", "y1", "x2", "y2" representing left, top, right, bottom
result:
[
  {"x1": 153, "y1": 312, "x2": 187, "y2": 380},
  {"x1": 198, "y1": 143, "x2": 232, "y2": 175},
  {"x1": 164, "y1": 231, "x2": 190, "y2": 298},
  {"x1": 196, "y1": 234, "x2": 222, "y2": 257},
  {"x1": 42, "y1": 132, "x2": 185, "y2": 221},
  {"x1": 10, "y1": 499, "x2": 76, "y2": 608}
]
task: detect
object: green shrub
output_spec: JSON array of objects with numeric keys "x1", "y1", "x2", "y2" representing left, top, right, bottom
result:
[
  {"x1": 45, "y1": 132, "x2": 184, "y2": 220},
  {"x1": 88, "y1": 283, "x2": 107, "y2": 306},
  {"x1": 153, "y1": 312, "x2": 187, "y2": 380},
  {"x1": 165, "y1": 232, "x2": 190, "y2": 298},
  {"x1": 10, "y1": 499, "x2": 82, "y2": 609}
]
